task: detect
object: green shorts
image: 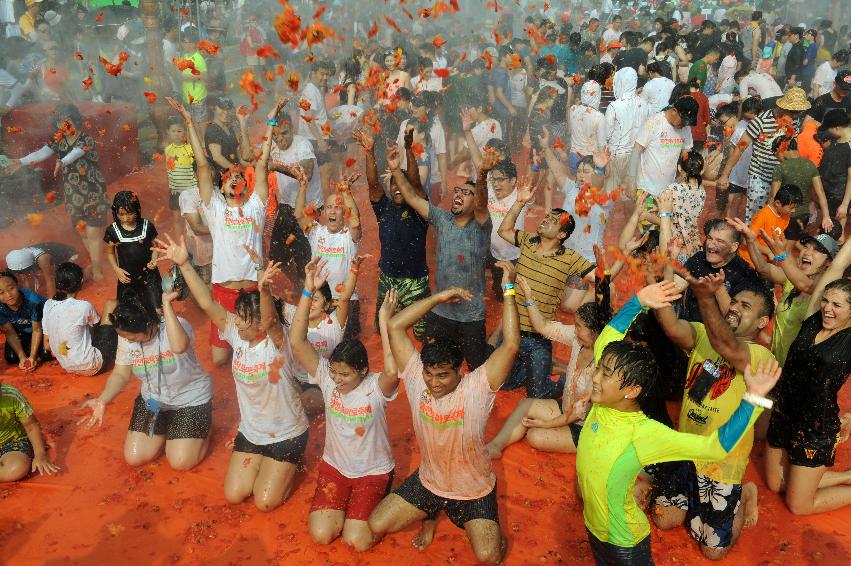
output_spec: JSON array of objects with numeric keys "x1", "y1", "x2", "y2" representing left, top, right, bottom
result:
[{"x1": 375, "y1": 271, "x2": 430, "y2": 339}]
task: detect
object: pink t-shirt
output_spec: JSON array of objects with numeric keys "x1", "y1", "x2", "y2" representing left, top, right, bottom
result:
[{"x1": 400, "y1": 351, "x2": 496, "y2": 500}]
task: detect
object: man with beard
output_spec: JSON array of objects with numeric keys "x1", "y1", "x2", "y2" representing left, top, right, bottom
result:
[
  {"x1": 678, "y1": 219, "x2": 764, "y2": 323},
  {"x1": 648, "y1": 270, "x2": 776, "y2": 560},
  {"x1": 393, "y1": 138, "x2": 492, "y2": 370}
]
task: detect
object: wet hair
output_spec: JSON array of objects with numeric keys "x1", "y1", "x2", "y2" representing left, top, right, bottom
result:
[
  {"x1": 601, "y1": 341, "x2": 659, "y2": 403},
  {"x1": 824, "y1": 279, "x2": 851, "y2": 306},
  {"x1": 774, "y1": 184, "x2": 803, "y2": 207},
  {"x1": 315, "y1": 282, "x2": 333, "y2": 312},
  {"x1": 396, "y1": 87, "x2": 413, "y2": 101},
  {"x1": 53, "y1": 103, "x2": 84, "y2": 129},
  {"x1": 341, "y1": 58, "x2": 361, "y2": 84},
  {"x1": 679, "y1": 150, "x2": 704, "y2": 185},
  {"x1": 109, "y1": 289, "x2": 160, "y2": 335},
  {"x1": 329, "y1": 339, "x2": 369, "y2": 373},
  {"x1": 167, "y1": 116, "x2": 184, "y2": 129},
  {"x1": 647, "y1": 61, "x2": 664, "y2": 76},
  {"x1": 550, "y1": 207, "x2": 575, "y2": 242},
  {"x1": 772, "y1": 135, "x2": 798, "y2": 153},
  {"x1": 492, "y1": 160, "x2": 517, "y2": 179},
  {"x1": 421, "y1": 338, "x2": 464, "y2": 371},
  {"x1": 234, "y1": 290, "x2": 261, "y2": 327},
  {"x1": 741, "y1": 96, "x2": 762, "y2": 115},
  {"x1": 0, "y1": 270, "x2": 18, "y2": 285},
  {"x1": 53, "y1": 262, "x2": 84, "y2": 301},
  {"x1": 576, "y1": 302, "x2": 608, "y2": 335},
  {"x1": 832, "y1": 50, "x2": 849, "y2": 65},
  {"x1": 704, "y1": 217, "x2": 742, "y2": 244},
  {"x1": 716, "y1": 103, "x2": 738, "y2": 120},
  {"x1": 111, "y1": 190, "x2": 142, "y2": 223},
  {"x1": 668, "y1": 83, "x2": 690, "y2": 105},
  {"x1": 731, "y1": 280, "x2": 775, "y2": 320}
]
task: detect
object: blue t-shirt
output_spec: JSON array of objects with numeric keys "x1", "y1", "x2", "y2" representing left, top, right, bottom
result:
[
  {"x1": 0, "y1": 288, "x2": 46, "y2": 335},
  {"x1": 804, "y1": 43, "x2": 818, "y2": 73},
  {"x1": 491, "y1": 67, "x2": 511, "y2": 116},
  {"x1": 371, "y1": 195, "x2": 430, "y2": 279}
]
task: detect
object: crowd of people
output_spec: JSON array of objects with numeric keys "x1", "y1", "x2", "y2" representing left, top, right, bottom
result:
[{"x1": 1, "y1": 1, "x2": 851, "y2": 564}]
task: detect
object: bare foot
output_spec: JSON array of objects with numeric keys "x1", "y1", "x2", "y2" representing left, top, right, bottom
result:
[
  {"x1": 839, "y1": 413, "x2": 851, "y2": 443},
  {"x1": 412, "y1": 519, "x2": 436, "y2": 550},
  {"x1": 485, "y1": 442, "x2": 503, "y2": 460},
  {"x1": 742, "y1": 482, "x2": 758, "y2": 527}
]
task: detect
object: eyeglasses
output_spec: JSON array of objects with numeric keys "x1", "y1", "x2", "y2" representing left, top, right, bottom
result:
[
  {"x1": 453, "y1": 186, "x2": 475, "y2": 196},
  {"x1": 489, "y1": 175, "x2": 509, "y2": 183}
]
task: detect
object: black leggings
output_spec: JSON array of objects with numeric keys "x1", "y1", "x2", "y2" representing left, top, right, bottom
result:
[{"x1": 4, "y1": 330, "x2": 52, "y2": 365}]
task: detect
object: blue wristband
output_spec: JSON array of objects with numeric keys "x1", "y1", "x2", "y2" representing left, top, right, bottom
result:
[
  {"x1": 530, "y1": 165, "x2": 541, "y2": 171},
  {"x1": 302, "y1": 288, "x2": 314, "y2": 299},
  {"x1": 773, "y1": 252, "x2": 788, "y2": 263},
  {"x1": 502, "y1": 283, "x2": 515, "y2": 290},
  {"x1": 267, "y1": 118, "x2": 279, "y2": 126},
  {"x1": 594, "y1": 166, "x2": 606, "y2": 174},
  {"x1": 523, "y1": 301, "x2": 534, "y2": 307},
  {"x1": 659, "y1": 212, "x2": 673, "y2": 218}
]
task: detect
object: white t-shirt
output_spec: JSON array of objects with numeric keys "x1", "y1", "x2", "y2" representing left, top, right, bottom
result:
[
  {"x1": 309, "y1": 358, "x2": 396, "y2": 478},
  {"x1": 568, "y1": 105, "x2": 606, "y2": 156},
  {"x1": 410, "y1": 74, "x2": 443, "y2": 93},
  {"x1": 729, "y1": 120, "x2": 753, "y2": 189},
  {"x1": 203, "y1": 191, "x2": 266, "y2": 284},
  {"x1": 738, "y1": 72, "x2": 783, "y2": 100},
  {"x1": 220, "y1": 315, "x2": 308, "y2": 445},
  {"x1": 115, "y1": 319, "x2": 213, "y2": 408},
  {"x1": 42, "y1": 298, "x2": 102, "y2": 376},
  {"x1": 487, "y1": 186, "x2": 524, "y2": 261},
  {"x1": 283, "y1": 304, "x2": 345, "y2": 383},
  {"x1": 179, "y1": 188, "x2": 213, "y2": 267},
  {"x1": 602, "y1": 27, "x2": 620, "y2": 46},
  {"x1": 307, "y1": 223, "x2": 359, "y2": 300},
  {"x1": 296, "y1": 82, "x2": 327, "y2": 140},
  {"x1": 561, "y1": 178, "x2": 613, "y2": 263},
  {"x1": 271, "y1": 137, "x2": 323, "y2": 208},
  {"x1": 635, "y1": 112, "x2": 693, "y2": 196},
  {"x1": 639, "y1": 76, "x2": 676, "y2": 114},
  {"x1": 812, "y1": 62, "x2": 837, "y2": 97}
]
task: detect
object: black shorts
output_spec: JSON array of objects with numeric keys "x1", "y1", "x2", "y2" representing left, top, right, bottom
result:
[
  {"x1": 569, "y1": 422, "x2": 583, "y2": 447},
  {"x1": 233, "y1": 430, "x2": 308, "y2": 465},
  {"x1": 394, "y1": 469, "x2": 499, "y2": 529},
  {"x1": 766, "y1": 412, "x2": 839, "y2": 467},
  {"x1": 92, "y1": 324, "x2": 118, "y2": 373},
  {"x1": 0, "y1": 438, "x2": 34, "y2": 459},
  {"x1": 728, "y1": 182, "x2": 747, "y2": 195},
  {"x1": 128, "y1": 395, "x2": 212, "y2": 440}
]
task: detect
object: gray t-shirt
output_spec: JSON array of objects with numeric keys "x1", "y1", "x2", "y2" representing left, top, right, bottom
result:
[{"x1": 429, "y1": 202, "x2": 492, "y2": 322}]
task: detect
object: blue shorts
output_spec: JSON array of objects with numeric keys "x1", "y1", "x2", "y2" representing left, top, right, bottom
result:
[
  {"x1": 0, "y1": 438, "x2": 34, "y2": 459},
  {"x1": 650, "y1": 461, "x2": 742, "y2": 549}
]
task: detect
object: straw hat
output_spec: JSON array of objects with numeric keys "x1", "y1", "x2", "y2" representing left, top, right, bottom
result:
[{"x1": 775, "y1": 88, "x2": 811, "y2": 111}]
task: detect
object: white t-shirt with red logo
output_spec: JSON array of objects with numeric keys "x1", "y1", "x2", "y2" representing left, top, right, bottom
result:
[
  {"x1": 203, "y1": 191, "x2": 266, "y2": 284},
  {"x1": 487, "y1": 185, "x2": 525, "y2": 261},
  {"x1": 308, "y1": 358, "x2": 396, "y2": 478},
  {"x1": 400, "y1": 351, "x2": 497, "y2": 500},
  {"x1": 115, "y1": 318, "x2": 212, "y2": 409},
  {"x1": 307, "y1": 223, "x2": 358, "y2": 300},
  {"x1": 635, "y1": 111, "x2": 693, "y2": 196},
  {"x1": 42, "y1": 297, "x2": 102, "y2": 376},
  {"x1": 283, "y1": 303, "x2": 344, "y2": 383},
  {"x1": 220, "y1": 315, "x2": 308, "y2": 445}
]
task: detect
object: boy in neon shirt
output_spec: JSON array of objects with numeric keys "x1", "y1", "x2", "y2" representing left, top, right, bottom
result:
[{"x1": 578, "y1": 282, "x2": 781, "y2": 565}]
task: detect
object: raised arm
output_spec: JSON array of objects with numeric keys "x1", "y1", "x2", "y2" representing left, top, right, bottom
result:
[
  {"x1": 484, "y1": 262, "x2": 520, "y2": 390},
  {"x1": 806, "y1": 237, "x2": 851, "y2": 317},
  {"x1": 153, "y1": 233, "x2": 228, "y2": 330},
  {"x1": 499, "y1": 179, "x2": 535, "y2": 244},
  {"x1": 403, "y1": 127, "x2": 425, "y2": 197},
  {"x1": 387, "y1": 287, "x2": 473, "y2": 372},
  {"x1": 726, "y1": 217, "x2": 785, "y2": 285},
  {"x1": 254, "y1": 99, "x2": 289, "y2": 204},
  {"x1": 540, "y1": 126, "x2": 571, "y2": 188},
  {"x1": 244, "y1": 244, "x2": 286, "y2": 350},
  {"x1": 472, "y1": 149, "x2": 496, "y2": 224},
  {"x1": 289, "y1": 257, "x2": 327, "y2": 377},
  {"x1": 161, "y1": 291, "x2": 190, "y2": 355},
  {"x1": 460, "y1": 108, "x2": 483, "y2": 168},
  {"x1": 376, "y1": 289, "x2": 400, "y2": 397},
  {"x1": 353, "y1": 127, "x2": 383, "y2": 202},
  {"x1": 334, "y1": 255, "x2": 366, "y2": 329},
  {"x1": 167, "y1": 96, "x2": 213, "y2": 205},
  {"x1": 690, "y1": 271, "x2": 754, "y2": 374},
  {"x1": 388, "y1": 143, "x2": 429, "y2": 219},
  {"x1": 292, "y1": 163, "x2": 315, "y2": 232},
  {"x1": 336, "y1": 173, "x2": 362, "y2": 243},
  {"x1": 757, "y1": 225, "x2": 814, "y2": 290}
]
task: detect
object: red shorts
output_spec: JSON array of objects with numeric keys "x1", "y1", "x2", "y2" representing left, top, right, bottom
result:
[
  {"x1": 310, "y1": 460, "x2": 394, "y2": 521},
  {"x1": 210, "y1": 283, "x2": 257, "y2": 348}
]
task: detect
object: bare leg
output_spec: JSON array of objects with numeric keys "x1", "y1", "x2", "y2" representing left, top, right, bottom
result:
[
  {"x1": 464, "y1": 518, "x2": 504, "y2": 565},
  {"x1": 123, "y1": 431, "x2": 166, "y2": 466},
  {"x1": 164, "y1": 436, "x2": 210, "y2": 471},
  {"x1": 412, "y1": 519, "x2": 436, "y2": 549},
  {"x1": 341, "y1": 518, "x2": 377, "y2": 552},
  {"x1": 786, "y1": 464, "x2": 851, "y2": 515},
  {"x1": 251, "y1": 456, "x2": 298, "y2": 511},
  {"x1": 764, "y1": 444, "x2": 789, "y2": 493},
  {"x1": 0, "y1": 451, "x2": 32, "y2": 482},
  {"x1": 309, "y1": 509, "x2": 346, "y2": 544},
  {"x1": 83, "y1": 225, "x2": 104, "y2": 280},
  {"x1": 368, "y1": 493, "x2": 428, "y2": 544},
  {"x1": 486, "y1": 398, "x2": 560, "y2": 459},
  {"x1": 526, "y1": 426, "x2": 577, "y2": 454},
  {"x1": 742, "y1": 481, "x2": 759, "y2": 527},
  {"x1": 839, "y1": 413, "x2": 851, "y2": 443},
  {"x1": 224, "y1": 451, "x2": 263, "y2": 504},
  {"x1": 652, "y1": 506, "x2": 686, "y2": 531}
]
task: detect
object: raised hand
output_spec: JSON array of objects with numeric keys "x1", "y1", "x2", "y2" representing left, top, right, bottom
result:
[
  {"x1": 758, "y1": 228, "x2": 787, "y2": 257},
  {"x1": 744, "y1": 358, "x2": 782, "y2": 398},
  {"x1": 267, "y1": 97, "x2": 289, "y2": 121},
  {"x1": 304, "y1": 256, "x2": 329, "y2": 292},
  {"x1": 386, "y1": 142, "x2": 401, "y2": 171},
  {"x1": 480, "y1": 146, "x2": 500, "y2": 173},
  {"x1": 495, "y1": 260, "x2": 516, "y2": 285},
  {"x1": 822, "y1": 214, "x2": 835, "y2": 234},
  {"x1": 726, "y1": 217, "x2": 755, "y2": 240},
  {"x1": 515, "y1": 179, "x2": 537, "y2": 206},
  {"x1": 258, "y1": 260, "x2": 283, "y2": 290},
  {"x1": 403, "y1": 125, "x2": 415, "y2": 149},
  {"x1": 352, "y1": 127, "x2": 374, "y2": 152},
  {"x1": 152, "y1": 233, "x2": 190, "y2": 266},
  {"x1": 636, "y1": 281, "x2": 683, "y2": 309},
  {"x1": 685, "y1": 270, "x2": 726, "y2": 297},
  {"x1": 165, "y1": 96, "x2": 191, "y2": 120},
  {"x1": 592, "y1": 146, "x2": 611, "y2": 169},
  {"x1": 337, "y1": 172, "x2": 361, "y2": 193},
  {"x1": 378, "y1": 288, "x2": 399, "y2": 327},
  {"x1": 625, "y1": 232, "x2": 650, "y2": 254},
  {"x1": 350, "y1": 254, "x2": 371, "y2": 273}
]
